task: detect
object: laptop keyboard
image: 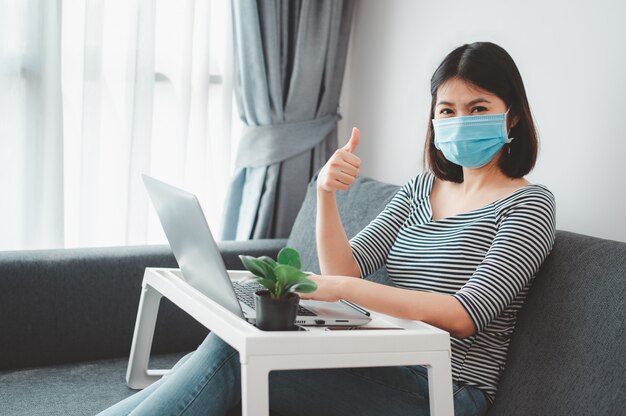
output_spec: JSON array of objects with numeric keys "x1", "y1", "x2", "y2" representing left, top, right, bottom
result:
[{"x1": 232, "y1": 281, "x2": 317, "y2": 316}]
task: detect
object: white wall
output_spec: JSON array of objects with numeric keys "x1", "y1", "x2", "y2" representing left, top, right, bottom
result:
[{"x1": 338, "y1": 0, "x2": 626, "y2": 243}]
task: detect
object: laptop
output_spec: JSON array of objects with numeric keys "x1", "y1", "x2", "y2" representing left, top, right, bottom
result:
[{"x1": 142, "y1": 174, "x2": 372, "y2": 327}]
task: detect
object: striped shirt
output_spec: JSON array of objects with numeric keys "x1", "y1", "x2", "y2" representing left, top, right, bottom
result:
[{"x1": 349, "y1": 171, "x2": 556, "y2": 402}]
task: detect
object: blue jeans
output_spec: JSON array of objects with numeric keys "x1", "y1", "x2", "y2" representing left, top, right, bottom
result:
[{"x1": 97, "y1": 332, "x2": 489, "y2": 416}]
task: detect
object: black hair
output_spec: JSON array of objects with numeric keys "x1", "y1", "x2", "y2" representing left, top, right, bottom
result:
[{"x1": 424, "y1": 42, "x2": 538, "y2": 182}]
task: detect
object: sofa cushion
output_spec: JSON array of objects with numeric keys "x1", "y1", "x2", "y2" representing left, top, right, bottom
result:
[
  {"x1": 286, "y1": 173, "x2": 401, "y2": 284},
  {"x1": 0, "y1": 352, "x2": 187, "y2": 416},
  {"x1": 487, "y1": 230, "x2": 626, "y2": 415}
]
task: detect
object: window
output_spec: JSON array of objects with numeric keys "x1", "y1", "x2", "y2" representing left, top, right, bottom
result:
[{"x1": 0, "y1": 0, "x2": 238, "y2": 250}]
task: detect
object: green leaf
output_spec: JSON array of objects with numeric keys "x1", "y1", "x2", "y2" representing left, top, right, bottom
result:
[
  {"x1": 254, "y1": 278, "x2": 277, "y2": 292},
  {"x1": 239, "y1": 255, "x2": 275, "y2": 281},
  {"x1": 274, "y1": 264, "x2": 307, "y2": 283},
  {"x1": 259, "y1": 256, "x2": 278, "y2": 268},
  {"x1": 290, "y1": 281, "x2": 317, "y2": 293},
  {"x1": 241, "y1": 276, "x2": 278, "y2": 297},
  {"x1": 274, "y1": 264, "x2": 307, "y2": 290},
  {"x1": 277, "y1": 247, "x2": 301, "y2": 269}
]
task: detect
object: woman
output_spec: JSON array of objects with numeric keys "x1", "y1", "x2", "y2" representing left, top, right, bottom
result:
[{"x1": 98, "y1": 41, "x2": 555, "y2": 416}]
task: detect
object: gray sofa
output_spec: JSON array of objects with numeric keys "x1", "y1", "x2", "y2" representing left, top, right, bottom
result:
[{"x1": 1, "y1": 175, "x2": 624, "y2": 415}]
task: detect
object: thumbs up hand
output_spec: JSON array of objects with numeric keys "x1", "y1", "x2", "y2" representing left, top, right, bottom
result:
[{"x1": 317, "y1": 127, "x2": 362, "y2": 193}]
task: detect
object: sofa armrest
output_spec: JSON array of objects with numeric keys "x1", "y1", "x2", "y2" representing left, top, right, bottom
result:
[{"x1": 0, "y1": 239, "x2": 287, "y2": 370}]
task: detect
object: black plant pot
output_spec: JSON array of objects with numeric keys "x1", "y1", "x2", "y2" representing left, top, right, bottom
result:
[{"x1": 254, "y1": 290, "x2": 300, "y2": 331}]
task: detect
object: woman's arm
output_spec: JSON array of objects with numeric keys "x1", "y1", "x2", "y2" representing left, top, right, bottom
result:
[
  {"x1": 316, "y1": 128, "x2": 361, "y2": 277},
  {"x1": 316, "y1": 190, "x2": 361, "y2": 277},
  {"x1": 299, "y1": 275, "x2": 476, "y2": 338}
]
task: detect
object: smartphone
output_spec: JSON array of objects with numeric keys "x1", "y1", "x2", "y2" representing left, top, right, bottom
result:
[{"x1": 325, "y1": 326, "x2": 404, "y2": 331}]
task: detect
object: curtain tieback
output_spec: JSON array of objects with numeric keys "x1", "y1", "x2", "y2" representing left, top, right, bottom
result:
[{"x1": 235, "y1": 113, "x2": 341, "y2": 168}]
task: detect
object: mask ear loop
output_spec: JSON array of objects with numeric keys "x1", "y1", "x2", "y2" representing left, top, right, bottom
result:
[
  {"x1": 507, "y1": 135, "x2": 514, "y2": 155},
  {"x1": 505, "y1": 107, "x2": 514, "y2": 155}
]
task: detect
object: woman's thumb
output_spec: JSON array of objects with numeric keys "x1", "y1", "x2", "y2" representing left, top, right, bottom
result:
[{"x1": 343, "y1": 127, "x2": 360, "y2": 153}]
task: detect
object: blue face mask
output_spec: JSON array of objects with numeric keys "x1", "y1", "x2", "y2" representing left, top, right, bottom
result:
[{"x1": 432, "y1": 111, "x2": 514, "y2": 168}]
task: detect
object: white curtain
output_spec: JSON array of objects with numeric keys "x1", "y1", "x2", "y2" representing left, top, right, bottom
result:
[{"x1": 0, "y1": 0, "x2": 236, "y2": 251}]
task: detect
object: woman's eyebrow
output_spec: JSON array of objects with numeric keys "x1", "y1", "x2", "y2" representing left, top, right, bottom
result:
[
  {"x1": 436, "y1": 98, "x2": 492, "y2": 107},
  {"x1": 466, "y1": 98, "x2": 491, "y2": 106}
]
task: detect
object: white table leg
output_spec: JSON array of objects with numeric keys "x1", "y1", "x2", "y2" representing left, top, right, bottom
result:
[
  {"x1": 126, "y1": 284, "x2": 166, "y2": 389},
  {"x1": 427, "y1": 351, "x2": 455, "y2": 416},
  {"x1": 241, "y1": 357, "x2": 270, "y2": 416}
]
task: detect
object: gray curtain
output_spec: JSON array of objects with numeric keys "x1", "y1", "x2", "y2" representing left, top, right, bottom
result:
[{"x1": 221, "y1": 0, "x2": 355, "y2": 240}]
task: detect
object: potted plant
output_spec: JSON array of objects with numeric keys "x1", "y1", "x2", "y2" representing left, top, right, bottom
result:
[{"x1": 239, "y1": 247, "x2": 317, "y2": 331}]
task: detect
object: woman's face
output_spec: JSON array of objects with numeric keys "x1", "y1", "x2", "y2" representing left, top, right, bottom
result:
[{"x1": 434, "y1": 77, "x2": 509, "y2": 121}]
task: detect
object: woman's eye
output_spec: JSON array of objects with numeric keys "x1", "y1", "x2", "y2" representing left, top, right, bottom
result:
[
  {"x1": 471, "y1": 106, "x2": 487, "y2": 113},
  {"x1": 439, "y1": 108, "x2": 453, "y2": 115}
]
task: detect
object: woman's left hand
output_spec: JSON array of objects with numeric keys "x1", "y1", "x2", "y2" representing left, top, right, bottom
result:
[{"x1": 295, "y1": 274, "x2": 355, "y2": 302}]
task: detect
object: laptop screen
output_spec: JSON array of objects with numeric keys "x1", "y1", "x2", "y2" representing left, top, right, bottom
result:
[{"x1": 142, "y1": 174, "x2": 245, "y2": 319}]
